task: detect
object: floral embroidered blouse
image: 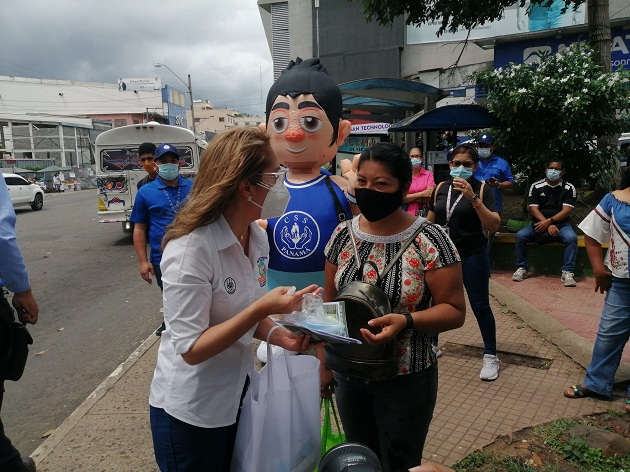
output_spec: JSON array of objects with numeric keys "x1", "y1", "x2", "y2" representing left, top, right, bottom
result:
[
  {"x1": 578, "y1": 192, "x2": 630, "y2": 279},
  {"x1": 324, "y1": 216, "x2": 460, "y2": 375}
]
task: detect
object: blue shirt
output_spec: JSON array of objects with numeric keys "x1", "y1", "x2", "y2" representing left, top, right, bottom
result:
[
  {"x1": 0, "y1": 175, "x2": 30, "y2": 292},
  {"x1": 130, "y1": 175, "x2": 193, "y2": 265},
  {"x1": 266, "y1": 174, "x2": 351, "y2": 289},
  {"x1": 473, "y1": 154, "x2": 514, "y2": 213}
]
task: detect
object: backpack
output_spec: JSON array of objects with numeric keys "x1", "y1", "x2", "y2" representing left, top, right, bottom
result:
[{"x1": 325, "y1": 220, "x2": 428, "y2": 380}]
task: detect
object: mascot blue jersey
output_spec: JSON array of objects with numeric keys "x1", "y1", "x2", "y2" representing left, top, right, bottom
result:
[{"x1": 266, "y1": 173, "x2": 351, "y2": 289}]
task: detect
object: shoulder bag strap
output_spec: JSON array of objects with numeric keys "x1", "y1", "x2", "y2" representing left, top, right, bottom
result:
[
  {"x1": 433, "y1": 181, "x2": 447, "y2": 207},
  {"x1": 380, "y1": 220, "x2": 429, "y2": 279},
  {"x1": 325, "y1": 176, "x2": 349, "y2": 223}
]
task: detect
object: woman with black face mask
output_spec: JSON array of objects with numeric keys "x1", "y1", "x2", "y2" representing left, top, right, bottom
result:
[
  {"x1": 319, "y1": 142, "x2": 466, "y2": 471},
  {"x1": 427, "y1": 145, "x2": 501, "y2": 382}
]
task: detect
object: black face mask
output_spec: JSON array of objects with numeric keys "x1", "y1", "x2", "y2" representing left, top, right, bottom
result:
[{"x1": 355, "y1": 188, "x2": 403, "y2": 222}]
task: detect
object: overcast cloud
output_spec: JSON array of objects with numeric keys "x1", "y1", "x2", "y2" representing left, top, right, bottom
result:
[{"x1": 0, "y1": 0, "x2": 273, "y2": 115}]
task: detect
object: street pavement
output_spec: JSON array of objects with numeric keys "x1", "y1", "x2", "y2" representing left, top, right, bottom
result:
[{"x1": 29, "y1": 270, "x2": 630, "y2": 471}]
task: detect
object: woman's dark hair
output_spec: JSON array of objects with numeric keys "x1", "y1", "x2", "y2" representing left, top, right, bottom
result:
[
  {"x1": 620, "y1": 165, "x2": 630, "y2": 190},
  {"x1": 358, "y1": 142, "x2": 412, "y2": 190},
  {"x1": 450, "y1": 144, "x2": 479, "y2": 163}
]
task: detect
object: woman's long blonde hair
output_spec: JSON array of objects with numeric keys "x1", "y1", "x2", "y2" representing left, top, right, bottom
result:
[{"x1": 163, "y1": 127, "x2": 272, "y2": 246}]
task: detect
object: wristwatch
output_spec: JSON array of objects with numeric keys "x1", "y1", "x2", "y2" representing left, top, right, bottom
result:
[
  {"x1": 401, "y1": 312, "x2": 415, "y2": 331},
  {"x1": 471, "y1": 194, "x2": 480, "y2": 201}
]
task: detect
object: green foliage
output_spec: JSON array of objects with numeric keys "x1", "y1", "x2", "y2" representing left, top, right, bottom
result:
[
  {"x1": 346, "y1": 0, "x2": 584, "y2": 36},
  {"x1": 562, "y1": 436, "x2": 621, "y2": 470},
  {"x1": 472, "y1": 42, "x2": 630, "y2": 189}
]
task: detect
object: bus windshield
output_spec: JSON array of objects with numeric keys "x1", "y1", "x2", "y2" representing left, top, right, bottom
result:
[{"x1": 100, "y1": 145, "x2": 195, "y2": 171}]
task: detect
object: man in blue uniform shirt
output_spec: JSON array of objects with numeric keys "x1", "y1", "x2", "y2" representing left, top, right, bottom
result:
[
  {"x1": 130, "y1": 143, "x2": 193, "y2": 335},
  {"x1": 0, "y1": 176, "x2": 39, "y2": 472}
]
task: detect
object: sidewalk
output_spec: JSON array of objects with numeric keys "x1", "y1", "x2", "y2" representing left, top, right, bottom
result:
[{"x1": 31, "y1": 272, "x2": 630, "y2": 471}]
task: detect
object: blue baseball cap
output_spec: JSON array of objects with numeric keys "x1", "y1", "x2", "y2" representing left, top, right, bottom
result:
[
  {"x1": 155, "y1": 143, "x2": 180, "y2": 161},
  {"x1": 477, "y1": 133, "x2": 495, "y2": 145}
]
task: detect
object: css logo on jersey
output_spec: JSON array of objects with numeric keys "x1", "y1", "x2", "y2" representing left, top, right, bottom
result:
[{"x1": 272, "y1": 211, "x2": 321, "y2": 260}]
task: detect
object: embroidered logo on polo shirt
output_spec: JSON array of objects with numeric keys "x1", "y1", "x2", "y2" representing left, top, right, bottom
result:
[
  {"x1": 272, "y1": 211, "x2": 321, "y2": 261},
  {"x1": 224, "y1": 277, "x2": 236, "y2": 294},
  {"x1": 257, "y1": 256, "x2": 268, "y2": 287}
]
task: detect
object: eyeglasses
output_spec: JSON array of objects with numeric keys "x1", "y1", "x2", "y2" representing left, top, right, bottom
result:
[
  {"x1": 449, "y1": 160, "x2": 475, "y2": 168},
  {"x1": 254, "y1": 168, "x2": 287, "y2": 189}
]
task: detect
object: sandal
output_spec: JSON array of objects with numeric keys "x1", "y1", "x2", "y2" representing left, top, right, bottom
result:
[{"x1": 563, "y1": 385, "x2": 596, "y2": 399}]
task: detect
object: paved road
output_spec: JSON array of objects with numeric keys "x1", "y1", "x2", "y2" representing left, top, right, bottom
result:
[{"x1": 3, "y1": 190, "x2": 162, "y2": 456}]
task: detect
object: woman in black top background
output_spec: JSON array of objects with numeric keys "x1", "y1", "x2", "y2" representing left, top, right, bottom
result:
[{"x1": 427, "y1": 144, "x2": 501, "y2": 381}]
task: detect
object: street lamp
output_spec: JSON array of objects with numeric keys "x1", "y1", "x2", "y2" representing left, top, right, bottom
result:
[{"x1": 154, "y1": 63, "x2": 197, "y2": 137}]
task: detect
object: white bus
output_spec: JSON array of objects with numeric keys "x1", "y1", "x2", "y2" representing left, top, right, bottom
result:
[{"x1": 95, "y1": 123, "x2": 204, "y2": 232}]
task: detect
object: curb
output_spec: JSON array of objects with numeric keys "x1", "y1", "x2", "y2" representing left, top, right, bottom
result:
[
  {"x1": 489, "y1": 279, "x2": 630, "y2": 382},
  {"x1": 31, "y1": 334, "x2": 159, "y2": 464}
]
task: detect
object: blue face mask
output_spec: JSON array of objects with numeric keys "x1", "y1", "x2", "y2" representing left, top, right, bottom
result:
[
  {"x1": 450, "y1": 166, "x2": 473, "y2": 180},
  {"x1": 157, "y1": 163, "x2": 180, "y2": 181},
  {"x1": 411, "y1": 158, "x2": 422, "y2": 167},
  {"x1": 546, "y1": 169, "x2": 561, "y2": 181},
  {"x1": 477, "y1": 148, "x2": 492, "y2": 159}
]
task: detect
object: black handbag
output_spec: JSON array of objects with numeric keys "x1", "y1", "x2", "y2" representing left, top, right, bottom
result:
[
  {"x1": 325, "y1": 220, "x2": 428, "y2": 381},
  {"x1": 0, "y1": 298, "x2": 33, "y2": 382}
]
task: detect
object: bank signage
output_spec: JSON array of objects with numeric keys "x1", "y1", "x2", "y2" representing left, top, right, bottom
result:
[{"x1": 495, "y1": 26, "x2": 630, "y2": 71}]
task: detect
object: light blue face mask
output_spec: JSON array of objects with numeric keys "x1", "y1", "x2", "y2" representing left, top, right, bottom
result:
[
  {"x1": 157, "y1": 163, "x2": 180, "y2": 181},
  {"x1": 450, "y1": 166, "x2": 473, "y2": 180},
  {"x1": 411, "y1": 158, "x2": 422, "y2": 167},
  {"x1": 546, "y1": 169, "x2": 561, "y2": 181},
  {"x1": 477, "y1": 148, "x2": 492, "y2": 159}
]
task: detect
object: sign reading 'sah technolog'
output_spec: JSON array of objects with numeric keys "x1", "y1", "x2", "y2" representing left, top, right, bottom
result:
[{"x1": 494, "y1": 26, "x2": 630, "y2": 71}]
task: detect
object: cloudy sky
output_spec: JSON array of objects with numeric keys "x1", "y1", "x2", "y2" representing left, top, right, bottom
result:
[{"x1": 0, "y1": 0, "x2": 273, "y2": 115}]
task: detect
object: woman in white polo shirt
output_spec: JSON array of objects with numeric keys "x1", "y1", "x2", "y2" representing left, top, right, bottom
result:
[{"x1": 149, "y1": 127, "x2": 320, "y2": 472}]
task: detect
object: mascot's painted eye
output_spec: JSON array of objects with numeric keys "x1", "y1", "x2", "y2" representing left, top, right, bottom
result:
[
  {"x1": 272, "y1": 117, "x2": 288, "y2": 134},
  {"x1": 300, "y1": 116, "x2": 322, "y2": 133}
]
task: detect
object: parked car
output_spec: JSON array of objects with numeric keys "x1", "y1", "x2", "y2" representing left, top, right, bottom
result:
[{"x1": 3, "y1": 173, "x2": 44, "y2": 211}]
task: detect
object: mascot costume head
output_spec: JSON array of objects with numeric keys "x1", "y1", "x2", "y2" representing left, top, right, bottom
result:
[{"x1": 262, "y1": 57, "x2": 351, "y2": 177}]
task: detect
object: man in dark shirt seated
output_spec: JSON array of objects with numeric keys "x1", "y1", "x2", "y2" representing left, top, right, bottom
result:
[{"x1": 512, "y1": 159, "x2": 578, "y2": 286}]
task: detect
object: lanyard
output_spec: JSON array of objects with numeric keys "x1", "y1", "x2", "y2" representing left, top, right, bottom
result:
[
  {"x1": 445, "y1": 184, "x2": 464, "y2": 227},
  {"x1": 162, "y1": 185, "x2": 182, "y2": 217},
  {"x1": 480, "y1": 159, "x2": 498, "y2": 181}
]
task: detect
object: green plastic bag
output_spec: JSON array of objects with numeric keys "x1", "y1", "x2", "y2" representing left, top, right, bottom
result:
[{"x1": 320, "y1": 398, "x2": 346, "y2": 457}]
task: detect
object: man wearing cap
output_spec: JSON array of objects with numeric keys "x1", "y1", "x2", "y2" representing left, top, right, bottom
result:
[
  {"x1": 474, "y1": 133, "x2": 514, "y2": 256},
  {"x1": 130, "y1": 143, "x2": 193, "y2": 335}
]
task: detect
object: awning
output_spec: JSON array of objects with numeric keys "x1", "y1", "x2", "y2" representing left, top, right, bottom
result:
[
  {"x1": 339, "y1": 78, "x2": 448, "y2": 123},
  {"x1": 388, "y1": 104, "x2": 502, "y2": 132}
]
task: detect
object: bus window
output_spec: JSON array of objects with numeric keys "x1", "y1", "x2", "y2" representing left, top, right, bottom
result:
[{"x1": 100, "y1": 146, "x2": 194, "y2": 172}]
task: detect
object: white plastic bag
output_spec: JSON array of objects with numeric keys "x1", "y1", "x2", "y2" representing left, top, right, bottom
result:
[{"x1": 231, "y1": 327, "x2": 321, "y2": 472}]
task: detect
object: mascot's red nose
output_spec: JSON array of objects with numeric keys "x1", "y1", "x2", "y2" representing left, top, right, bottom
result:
[{"x1": 285, "y1": 126, "x2": 305, "y2": 142}]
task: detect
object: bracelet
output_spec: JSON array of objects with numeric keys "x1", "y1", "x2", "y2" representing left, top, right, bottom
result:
[
  {"x1": 549, "y1": 217, "x2": 554, "y2": 224},
  {"x1": 401, "y1": 312, "x2": 415, "y2": 331},
  {"x1": 345, "y1": 191, "x2": 357, "y2": 204}
]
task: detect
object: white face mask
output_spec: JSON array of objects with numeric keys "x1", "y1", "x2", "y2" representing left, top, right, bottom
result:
[{"x1": 249, "y1": 180, "x2": 291, "y2": 219}]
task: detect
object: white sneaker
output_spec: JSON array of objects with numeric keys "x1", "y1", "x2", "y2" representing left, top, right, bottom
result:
[
  {"x1": 480, "y1": 354, "x2": 499, "y2": 381},
  {"x1": 512, "y1": 267, "x2": 528, "y2": 282},
  {"x1": 561, "y1": 271, "x2": 577, "y2": 287},
  {"x1": 432, "y1": 344, "x2": 442, "y2": 358}
]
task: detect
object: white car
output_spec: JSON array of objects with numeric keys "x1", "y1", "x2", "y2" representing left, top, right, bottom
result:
[{"x1": 3, "y1": 173, "x2": 44, "y2": 211}]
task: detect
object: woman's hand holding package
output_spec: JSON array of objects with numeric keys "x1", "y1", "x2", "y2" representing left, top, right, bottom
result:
[
  {"x1": 255, "y1": 284, "x2": 320, "y2": 320},
  {"x1": 269, "y1": 325, "x2": 326, "y2": 353},
  {"x1": 361, "y1": 313, "x2": 407, "y2": 345}
]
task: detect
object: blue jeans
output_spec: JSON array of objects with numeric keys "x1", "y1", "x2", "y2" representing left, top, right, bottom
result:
[
  {"x1": 333, "y1": 365, "x2": 438, "y2": 472},
  {"x1": 515, "y1": 222, "x2": 577, "y2": 272},
  {"x1": 462, "y1": 249, "x2": 497, "y2": 355},
  {"x1": 150, "y1": 407, "x2": 238, "y2": 472},
  {"x1": 583, "y1": 277, "x2": 630, "y2": 398}
]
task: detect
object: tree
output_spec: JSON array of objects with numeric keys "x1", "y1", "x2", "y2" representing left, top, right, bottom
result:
[{"x1": 472, "y1": 42, "x2": 630, "y2": 189}]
